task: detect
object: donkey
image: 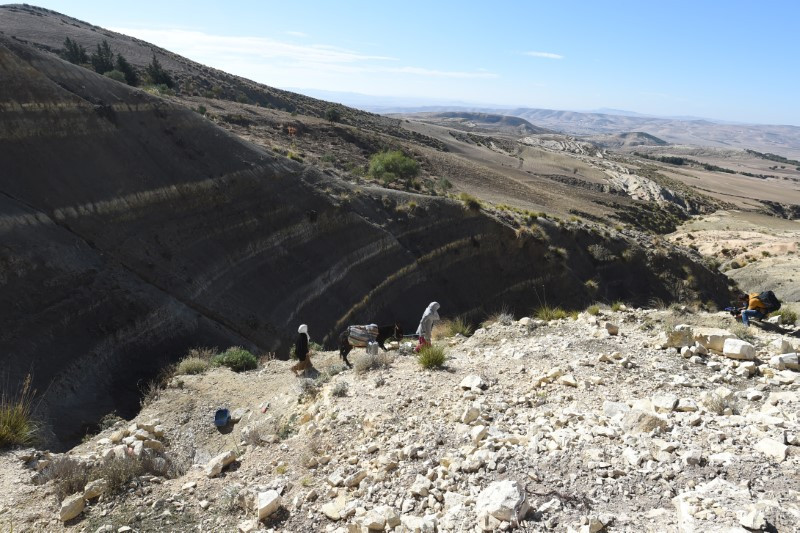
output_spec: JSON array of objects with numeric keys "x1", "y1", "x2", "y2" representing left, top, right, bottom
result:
[{"x1": 338, "y1": 323, "x2": 403, "y2": 367}]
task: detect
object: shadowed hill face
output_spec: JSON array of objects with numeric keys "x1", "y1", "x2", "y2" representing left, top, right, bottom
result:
[{"x1": 0, "y1": 36, "x2": 734, "y2": 449}]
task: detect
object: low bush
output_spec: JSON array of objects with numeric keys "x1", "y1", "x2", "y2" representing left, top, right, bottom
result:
[
  {"x1": 435, "y1": 316, "x2": 473, "y2": 338},
  {"x1": 770, "y1": 308, "x2": 797, "y2": 325},
  {"x1": 534, "y1": 306, "x2": 569, "y2": 321},
  {"x1": 331, "y1": 382, "x2": 349, "y2": 397},
  {"x1": 586, "y1": 304, "x2": 600, "y2": 316},
  {"x1": 610, "y1": 301, "x2": 624, "y2": 312},
  {"x1": 368, "y1": 150, "x2": 419, "y2": 183},
  {"x1": 458, "y1": 192, "x2": 482, "y2": 210},
  {"x1": 354, "y1": 352, "x2": 393, "y2": 374},
  {"x1": 212, "y1": 347, "x2": 258, "y2": 372},
  {"x1": 176, "y1": 357, "x2": 210, "y2": 375},
  {"x1": 0, "y1": 374, "x2": 38, "y2": 449},
  {"x1": 417, "y1": 345, "x2": 446, "y2": 369},
  {"x1": 483, "y1": 307, "x2": 514, "y2": 327},
  {"x1": 37, "y1": 452, "x2": 184, "y2": 500}
]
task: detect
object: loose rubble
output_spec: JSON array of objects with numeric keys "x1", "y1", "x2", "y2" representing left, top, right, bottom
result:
[{"x1": 1, "y1": 307, "x2": 799, "y2": 532}]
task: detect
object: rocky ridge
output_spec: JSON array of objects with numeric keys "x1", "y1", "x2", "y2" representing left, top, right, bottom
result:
[{"x1": 2, "y1": 305, "x2": 799, "y2": 532}]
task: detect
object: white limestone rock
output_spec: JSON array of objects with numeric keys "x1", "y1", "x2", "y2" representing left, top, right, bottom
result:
[
  {"x1": 59, "y1": 493, "x2": 85, "y2": 522},
  {"x1": 693, "y1": 328, "x2": 735, "y2": 352},
  {"x1": 754, "y1": 438, "x2": 788, "y2": 463},
  {"x1": 475, "y1": 480, "x2": 529, "y2": 522},
  {"x1": 256, "y1": 490, "x2": 281, "y2": 520},
  {"x1": 722, "y1": 338, "x2": 755, "y2": 361},
  {"x1": 205, "y1": 450, "x2": 236, "y2": 478}
]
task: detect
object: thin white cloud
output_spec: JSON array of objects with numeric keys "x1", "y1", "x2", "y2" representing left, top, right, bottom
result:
[
  {"x1": 110, "y1": 27, "x2": 495, "y2": 80},
  {"x1": 525, "y1": 51, "x2": 564, "y2": 59},
  {"x1": 384, "y1": 66, "x2": 498, "y2": 79},
  {"x1": 111, "y1": 28, "x2": 395, "y2": 64},
  {"x1": 285, "y1": 31, "x2": 308, "y2": 38}
]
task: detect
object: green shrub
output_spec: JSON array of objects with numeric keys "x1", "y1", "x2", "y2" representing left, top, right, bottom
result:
[
  {"x1": 369, "y1": 150, "x2": 419, "y2": 183},
  {"x1": 176, "y1": 357, "x2": 210, "y2": 375},
  {"x1": 610, "y1": 301, "x2": 624, "y2": 312},
  {"x1": 0, "y1": 375, "x2": 38, "y2": 449},
  {"x1": 417, "y1": 345, "x2": 446, "y2": 369},
  {"x1": 103, "y1": 69, "x2": 126, "y2": 83},
  {"x1": 534, "y1": 306, "x2": 569, "y2": 321},
  {"x1": 324, "y1": 107, "x2": 342, "y2": 122},
  {"x1": 770, "y1": 308, "x2": 797, "y2": 325},
  {"x1": 212, "y1": 347, "x2": 258, "y2": 372},
  {"x1": 444, "y1": 316, "x2": 474, "y2": 337},
  {"x1": 458, "y1": 192, "x2": 482, "y2": 210},
  {"x1": 586, "y1": 304, "x2": 600, "y2": 316}
]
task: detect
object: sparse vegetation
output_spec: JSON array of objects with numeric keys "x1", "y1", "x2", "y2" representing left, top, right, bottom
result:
[
  {"x1": 483, "y1": 307, "x2": 514, "y2": 327},
  {"x1": 368, "y1": 150, "x2": 419, "y2": 184},
  {"x1": 0, "y1": 374, "x2": 38, "y2": 449},
  {"x1": 610, "y1": 301, "x2": 624, "y2": 312},
  {"x1": 324, "y1": 107, "x2": 342, "y2": 123},
  {"x1": 534, "y1": 306, "x2": 569, "y2": 321},
  {"x1": 458, "y1": 192, "x2": 482, "y2": 210},
  {"x1": 770, "y1": 308, "x2": 797, "y2": 325},
  {"x1": 331, "y1": 382, "x2": 348, "y2": 397},
  {"x1": 435, "y1": 316, "x2": 473, "y2": 338},
  {"x1": 731, "y1": 324, "x2": 756, "y2": 343},
  {"x1": 586, "y1": 304, "x2": 600, "y2": 316},
  {"x1": 176, "y1": 357, "x2": 210, "y2": 375},
  {"x1": 211, "y1": 347, "x2": 258, "y2": 372},
  {"x1": 354, "y1": 352, "x2": 393, "y2": 374},
  {"x1": 417, "y1": 345, "x2": 446, "y2": 369},
  {"x1": 36, "y1": 452, "x2": 185, "y2": 500}
]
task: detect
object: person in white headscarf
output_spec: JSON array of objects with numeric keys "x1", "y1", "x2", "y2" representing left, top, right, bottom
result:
[
  {"x1": 291, "y1": 324, "x2": 312, "y2": 376},
  {"x1": 415, "y1": 302, "x2": 440, "y2": 353}
]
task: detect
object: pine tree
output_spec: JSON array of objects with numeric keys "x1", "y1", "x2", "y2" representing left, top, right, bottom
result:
[
  {"x1": 62, "y1": 37, "x2": 88, "y2": 65},
  {"x1": 90, "y1": 40, "x2": 115, "y2": 74},
  {"x1": 145, "y1": 54, "x2": 174, "y2": 88},
  {"x1": 115, "y1": 53, "x2": 138, "y2": 86}
]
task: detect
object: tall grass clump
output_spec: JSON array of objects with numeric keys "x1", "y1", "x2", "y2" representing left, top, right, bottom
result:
[
  {"x1": 534, "y1": 306, "x2": 569, "y2": 321},
  {"x1": 444, "y1": 316, "x2": 474, "y2": 337},
  {"x1": 212, "y1": 347, "x2": 258, "y2": 372},
  {"x1": 586, "y1": 304, "x2": 600, "y2": 316},
  {"x1": 0, "y1": 374, "x2": 38, "y2": 449},
  {"x1": 417, "y1": 345, "x2": 446, "y2": 369},
  {"x1": 176, "y1": 357, "x2": 210, "y2": 375},
  {"x1": 457, "y1": 192, "x2": 482, "y2": 211}
]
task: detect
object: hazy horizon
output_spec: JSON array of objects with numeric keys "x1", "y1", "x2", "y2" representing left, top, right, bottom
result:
[{"x1": 18, "y1": 0, "x2": 800, "y2": 127}]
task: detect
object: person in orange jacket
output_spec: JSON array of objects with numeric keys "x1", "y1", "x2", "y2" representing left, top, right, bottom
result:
[{"x1": 737, "y1": 293, "x2": 767, "y2": 326}]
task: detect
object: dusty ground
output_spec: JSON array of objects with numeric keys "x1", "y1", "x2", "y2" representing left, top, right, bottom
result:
[
  {"x1": 670, "y1": 210, "x2": 800, "y2": 303},
  {"x1": 2, "y1": 305, "x2": 799, "y2": 532}
]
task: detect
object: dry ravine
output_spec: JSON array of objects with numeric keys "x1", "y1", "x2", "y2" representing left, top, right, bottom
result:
[{"x1": 2, "y1": 304, "x2": 799, "y2": 532}]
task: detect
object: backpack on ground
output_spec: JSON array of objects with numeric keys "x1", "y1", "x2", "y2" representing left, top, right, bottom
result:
[{"x1": 757, "y1": 290, "x2": 781, "y2": 313}]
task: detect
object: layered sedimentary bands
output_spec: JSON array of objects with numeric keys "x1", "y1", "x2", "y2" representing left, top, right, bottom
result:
[{"x1": 0, "y1": 37, "x2": 733, "y2": 449}]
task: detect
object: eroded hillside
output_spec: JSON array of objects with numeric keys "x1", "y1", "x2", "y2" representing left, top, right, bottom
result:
[{"x1": 0, "y1": 34, "x2": 738, "y2": 451}]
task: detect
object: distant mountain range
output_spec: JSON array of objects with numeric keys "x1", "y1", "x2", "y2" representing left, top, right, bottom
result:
[{"x1": 288, "y1": 91, "x2": 800, "y2": 159}]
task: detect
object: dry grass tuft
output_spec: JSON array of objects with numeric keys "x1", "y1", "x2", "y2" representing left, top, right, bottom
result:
[{"x1": 0, "y1": 374, "x2": 38, "y2": 449}]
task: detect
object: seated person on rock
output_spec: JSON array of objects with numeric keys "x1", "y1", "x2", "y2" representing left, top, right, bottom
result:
[{"x1": 736, "y1": 293, "x2": 767, "y2": 326}]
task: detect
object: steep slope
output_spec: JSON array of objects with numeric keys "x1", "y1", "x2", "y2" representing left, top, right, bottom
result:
[{"x1": 0, "y1": 35, "x2": 734, "y2": 450}]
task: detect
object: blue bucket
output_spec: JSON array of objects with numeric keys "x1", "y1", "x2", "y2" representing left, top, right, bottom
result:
[{"x1": 214, "y1": 408, "x2": 230, "y2": 427}]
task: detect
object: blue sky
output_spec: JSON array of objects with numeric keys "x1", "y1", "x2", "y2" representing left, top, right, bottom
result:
[{"x1": 29, "y1": 0, "x2": 800, "y2": 125}]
